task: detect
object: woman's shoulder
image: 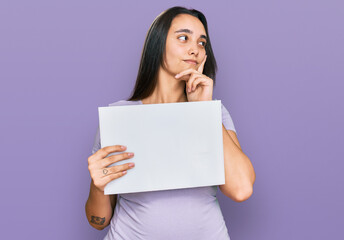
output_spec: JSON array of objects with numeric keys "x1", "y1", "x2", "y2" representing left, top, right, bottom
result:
[
  {"x1": 214, "y1": 98, "x2": 230, "y2": 110},
  {"x1": 214, "y1": 98, "x2": 237, "y2": 133},
  {"x1": 108, "y1": 99, "x2": 142, "y2": 107}
]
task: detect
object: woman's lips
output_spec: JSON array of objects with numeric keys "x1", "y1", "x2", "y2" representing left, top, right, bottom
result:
[{"x1": 184, "y1": 60, "x2": 197, "y2": 65}]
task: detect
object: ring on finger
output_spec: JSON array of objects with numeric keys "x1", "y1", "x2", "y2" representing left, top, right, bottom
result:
[{"x1": 103, "y1": 168, "x2": 109, "y2": 175}]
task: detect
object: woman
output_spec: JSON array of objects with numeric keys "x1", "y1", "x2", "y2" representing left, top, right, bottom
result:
[{"x1": 85, "y1": 6, "x2": 255, "y2": 240}]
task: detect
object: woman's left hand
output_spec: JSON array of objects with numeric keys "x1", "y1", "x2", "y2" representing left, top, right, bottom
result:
[{"x1": 175, "y1": 55, "x2": 213, "y2": 102}]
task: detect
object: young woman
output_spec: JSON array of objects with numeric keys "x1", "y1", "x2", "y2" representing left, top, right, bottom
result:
[{"x1": 85, "y1": 6, "x2": 255, "y2": 240}]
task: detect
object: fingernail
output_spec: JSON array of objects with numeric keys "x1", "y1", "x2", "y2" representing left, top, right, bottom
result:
[
  {"x1": 129, "y1": 163, "x2": 135, "y2": 167},
  {"x1": 188, "y1": 88, "x2": 191, "y2": 92},
  {"x1": 121, "y1": 145, "x2": 126, "y2": 149},
  {"x1": 175, "y1": 74, "x2": 179, "y2": 78}
]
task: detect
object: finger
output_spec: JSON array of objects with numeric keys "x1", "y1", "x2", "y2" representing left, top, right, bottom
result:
[
  {"x1": 101, "y1": 162, "x2": 135, "y2": 178},
  {"x1": 100, "y1": 152, "x2": 134, "y2": 168},
  {"x1": 189, "y1": 76, "x2": 213, "y2": 92},
  {"x1": 175, "y1": 68, "x2": 199, "y2": 80},
  {"x1": 98, "y1": 171, "x2": 128, "y2": 187},
  {"x1": 197, "y1": 55, "x2": 207, "y2": 73},
  {"x1": 90, "y1": 145, "x2": 127, "y2": 163},
  {"x1": 191, "y1": 77, "x2": 205, "y2": 91},
  {"x1": 186, "y1": 74, "x2": 201, "y2": 92}
]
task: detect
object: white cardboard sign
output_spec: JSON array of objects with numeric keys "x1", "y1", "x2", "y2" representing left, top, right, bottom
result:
[{"x1": 98, "y1": 100, "x2": 225, "y2": 195}]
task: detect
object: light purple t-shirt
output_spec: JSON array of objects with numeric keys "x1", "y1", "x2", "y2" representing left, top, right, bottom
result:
[{"x1": 91, "y1": 99, "x2": 236, "y2": 240}]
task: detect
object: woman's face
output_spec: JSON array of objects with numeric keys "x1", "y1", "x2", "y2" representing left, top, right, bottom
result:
[{"x1": 162, "y1": 14, "x2": 207, "y2": 77}]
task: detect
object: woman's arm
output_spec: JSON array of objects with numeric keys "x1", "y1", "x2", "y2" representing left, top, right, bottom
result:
[
  {"x1": 85, "y1": 180, "x2": 117, "y2": 230},
  {"x1": 85, "y1": 144, "x2": 134, "y2": 230},
  {"x1": 219, "y1": 124, "x2": 256, "y2": 202}
]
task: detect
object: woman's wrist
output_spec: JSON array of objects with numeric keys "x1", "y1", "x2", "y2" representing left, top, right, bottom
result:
[{"x1": 90, "y1": 180, "x2": 105, "y2": 195}]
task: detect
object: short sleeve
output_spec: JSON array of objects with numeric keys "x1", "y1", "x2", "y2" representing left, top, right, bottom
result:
[
  {"x1": 221, "y1": 102, "x2": 237, "y2": 133},
  {"x1": 91, "y1": 126, "x2": 101, "y2": 154}
]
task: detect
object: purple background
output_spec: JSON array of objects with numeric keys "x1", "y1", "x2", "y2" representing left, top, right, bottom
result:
[{"x1": 1, "y1": 0, "x2": 343, "y2": 239}]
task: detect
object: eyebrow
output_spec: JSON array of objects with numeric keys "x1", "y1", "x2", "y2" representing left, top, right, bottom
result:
[{"x1": 174, "y1": 29, "x2": 208, "y2": 41}]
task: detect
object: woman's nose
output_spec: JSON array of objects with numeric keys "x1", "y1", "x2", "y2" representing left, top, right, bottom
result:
[{"x1": 188, "y1": 43, "x2": 199, "y2": 56}]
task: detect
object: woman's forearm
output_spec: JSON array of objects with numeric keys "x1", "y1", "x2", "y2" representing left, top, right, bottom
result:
[
  {"x1": 85, "y1": 180, "x2": 115, "y2": 230},
  {"x1": 220, "y1": 124, "x2": 255, "y2": 201}
]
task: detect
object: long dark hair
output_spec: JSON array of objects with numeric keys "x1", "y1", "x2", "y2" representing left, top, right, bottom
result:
[{"x1": 127, "y1": 6, "x2": 217, "y2": 101}]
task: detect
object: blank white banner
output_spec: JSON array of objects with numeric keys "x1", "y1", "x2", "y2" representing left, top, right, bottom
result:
[{"x1": 98, "y1": 100, "x2": 225, "y2": 195}]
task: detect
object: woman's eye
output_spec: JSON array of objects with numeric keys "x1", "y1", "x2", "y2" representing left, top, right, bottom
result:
[
  {"x1": 199, "y1": 41, "x2": 206, "y2": 47},
  {"x1": 178, "y1": 35, "x2": 206, "y2": 47}
]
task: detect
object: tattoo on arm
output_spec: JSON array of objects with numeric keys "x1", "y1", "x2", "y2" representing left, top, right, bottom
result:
[{"x1": 90, "y1": 216, "x2": 105, "y2": 225}]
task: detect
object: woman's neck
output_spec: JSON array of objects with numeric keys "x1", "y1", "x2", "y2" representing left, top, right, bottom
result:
[{"x1": 141, "y1": 67, "x2": 188, "y2": 104}]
